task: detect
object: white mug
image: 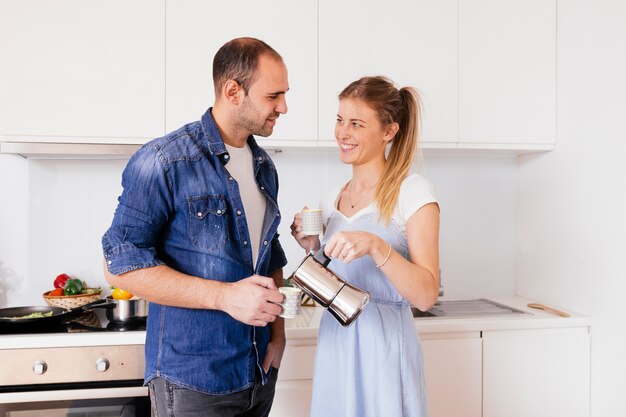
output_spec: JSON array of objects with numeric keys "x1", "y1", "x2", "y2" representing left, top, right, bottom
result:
[
  {"x1": 278, "y1": 287, "x2": 303, "y2": 318},
  {"x1": 301, "y1": 209, "x2": 323, "y2": 236}
]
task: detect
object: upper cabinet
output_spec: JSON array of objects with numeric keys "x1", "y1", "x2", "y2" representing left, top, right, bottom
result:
[
  {"x1": 458, "y1": 0, "x2": 557, "y2": 148},
  {"x1": 0, "y1": 0, "x2": 557, "y2": 155},
  {"x1": 318, "y1": 0, "x2": 458, "y2": 147},
  {"x1": 0, "y1": 0, "x2": 165, "y2": 144},
  {"x1": 165, "y1": 0, "x2": 318, "y2": 146}
]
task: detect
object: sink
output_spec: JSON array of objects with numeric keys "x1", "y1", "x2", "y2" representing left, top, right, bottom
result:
[{"x1": 412, "y1": 298, "x2": 532, "y2": 318}]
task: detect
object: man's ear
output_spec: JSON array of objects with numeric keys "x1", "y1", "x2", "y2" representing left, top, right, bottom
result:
[
  {"x1": 223, "y1": 79, "x2": 242, "y2": 105},
  {"x1": 384, "y1": 122, "x2": 400, "y2": 143}
]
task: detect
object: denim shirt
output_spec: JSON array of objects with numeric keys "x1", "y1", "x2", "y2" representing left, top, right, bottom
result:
[{"x1": 101, "y1": 108, "x2": 288, "y2": 394}]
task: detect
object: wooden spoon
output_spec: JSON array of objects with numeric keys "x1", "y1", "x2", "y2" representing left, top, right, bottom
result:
[{"x1": 527, "y1": 303, "x2": 570, "y2": 317}]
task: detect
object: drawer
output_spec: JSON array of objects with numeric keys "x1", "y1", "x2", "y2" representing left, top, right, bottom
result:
[{"x1": 0, "y1": 345, "x2": 145, "y2": 386}]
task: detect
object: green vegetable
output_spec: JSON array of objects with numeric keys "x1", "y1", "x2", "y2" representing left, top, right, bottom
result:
[
  {"x1": 63, "y1": 278, "x2": 83, "y2": 295},
  {"x1": 9, "y1": 311, "x2": 54, "y2": 319}
]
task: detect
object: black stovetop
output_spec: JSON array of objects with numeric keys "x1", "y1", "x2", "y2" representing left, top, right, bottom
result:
[{"x1": 0, "y1": 308, "x2": 146, "y2": 335}]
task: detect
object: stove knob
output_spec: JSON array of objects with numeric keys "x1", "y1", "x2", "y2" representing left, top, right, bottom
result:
[
  {"x1": 95, "y1": 358, "x2": 110, "y2": 372},
  {"x1": 32, "y1": 361, "x2": 47, "y2": 375}
]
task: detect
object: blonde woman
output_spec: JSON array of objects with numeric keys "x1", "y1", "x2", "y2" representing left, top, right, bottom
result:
[{"x1": 291, "y1": 76, "x2": 440, "y2": 417}]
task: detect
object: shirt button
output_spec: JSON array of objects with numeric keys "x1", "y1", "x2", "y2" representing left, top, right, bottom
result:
[
  {"x1": 224, "y1": 154, "x2": 229, "y2": 160},
  {"x1": 197, "y1": 212, "x2": 202, "y2": 217},
  {"x1": 216, "y1": 209, "x2": 222, "y2": 215},
  {"x1": 260, "y1": 186, "x2": 265, "y2": 191},
  {"x1": 257, "y1": 157, "x2": 263, "y2": 162},
  {"x1": 243, "y1": 241, "x2": 248, "y2": 246},
  {"x1": 107, "y1": 260, "x2": 112, "y2": 265},
  {"x1": 237, "y1": 210, "x2": 242, "y2": 216},
  {"x1": 229, "y1": 176, "x2": 234, "y2": 181},
  {"x1": 263, "y1": 240, "x2": 268, "y2": 246}
]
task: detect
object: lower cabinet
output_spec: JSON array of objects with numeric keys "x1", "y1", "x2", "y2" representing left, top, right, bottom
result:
[
  {"x1": 270, "y1": 339, "x2": 316, "y2": 417},
  {"x1": 272, "y1": 325, "x2": 590, "y2": 417},
  {"x1": 482, "y1": 327, "x2": 590, "y2": 417},
  {"x1": 422, "y1": 332, "x2": 483, "y2": 417}
]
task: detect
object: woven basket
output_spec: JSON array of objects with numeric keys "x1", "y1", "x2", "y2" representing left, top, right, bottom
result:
[{"x1": 43, "y1": 290, "x2": 102, "y2": 309}]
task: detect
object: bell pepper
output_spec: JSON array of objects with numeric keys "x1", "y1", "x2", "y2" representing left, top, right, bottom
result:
[
  {"x1": 111, "y1": 287, "x2": 133, "y2": 300},
  {"x1": 54, "y1": 273, "x2": 71, "y2": 289},
  {"x1": 63, "y1": 278, "x2": 83, "y2": 296},
  {"x1": 49, "y1": 288, "x2": 64, "y2": 297}
]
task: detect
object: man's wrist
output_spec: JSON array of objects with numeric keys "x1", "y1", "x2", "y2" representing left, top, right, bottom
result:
[{"x1": 210, "y1": 281, "x2": 228, "y2": 311}]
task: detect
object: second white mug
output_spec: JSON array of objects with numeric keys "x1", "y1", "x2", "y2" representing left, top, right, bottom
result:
[{"x1": 301, "y1": 209, "x2": 322, "y2": 236}]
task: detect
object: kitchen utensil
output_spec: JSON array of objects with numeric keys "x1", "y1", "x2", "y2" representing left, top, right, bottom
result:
[
  {"x1": 0, "y1": 298, "x2": 112, "y2": 325},
  {"x1": 103, "y1": 296, "x2": 149, "y2": 324},
  {"x1": 527, "y1": 303, "x2": 570, "y2": 317},
  {"x1": 290, "y1": 246, "x2": 369, "y2": 327}
]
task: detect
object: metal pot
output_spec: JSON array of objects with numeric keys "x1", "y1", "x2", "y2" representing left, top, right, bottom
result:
[
  {"x1": 104, "y1": 296, "x2": 148, "y2": 324},
  {"x1": 290, "y1": 246, "x2": 370, "y2": 327}
]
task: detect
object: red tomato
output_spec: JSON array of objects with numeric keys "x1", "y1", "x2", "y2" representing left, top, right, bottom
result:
[{"x1": 54, "y1": 273, "x2": 71, "y2": 289}]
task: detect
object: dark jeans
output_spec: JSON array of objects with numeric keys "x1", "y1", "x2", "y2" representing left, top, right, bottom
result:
[{"x1": 148, "y1": 368, "x2": 279, "y2": 417}]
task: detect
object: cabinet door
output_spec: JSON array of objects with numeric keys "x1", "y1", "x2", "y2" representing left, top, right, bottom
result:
[
  {"x1": 421, "y1": 332, "x2": 482, "y2": 417},
  {"x1": 271, "y1": 380, "x2": 314, "y2": 417},
  {"x1": 271, "y1": 341, "x2": 316, "y2": 417},
  {"x1": 459, "y1": 0, "x2": 556, "y2": 146},
  {"x1": 0, "y1": 0, "x2": 165, "y2": 142},
  {"x1": 483, "y1": 328, "x2": 590, "y2": 417},
  {"x1": 166, "y1": 0, "x2": 317, "y2": 145},
  {"x1": 319, "y1": 0, "x2": 458, "y2": 145}
]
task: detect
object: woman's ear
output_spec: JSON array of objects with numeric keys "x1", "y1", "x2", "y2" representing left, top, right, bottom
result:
[
  {"x1": 383, "y1": 122, "x2": 400, "y2": 143},
  {"x1": 223, "y1": 79, "x2": 242, "y2": 105}
]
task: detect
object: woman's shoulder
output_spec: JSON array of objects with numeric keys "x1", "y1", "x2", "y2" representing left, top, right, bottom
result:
[
  {"x1": 400, "y1": 173, "x2": 437, "y2": 198},
  {"x1": 394, "y1": 173, "x2": 438, "y2": 227}
]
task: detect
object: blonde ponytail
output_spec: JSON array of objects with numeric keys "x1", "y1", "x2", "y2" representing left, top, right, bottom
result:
[{"x1": 376, "y1": 87, "x2": 422, "y2": 223}]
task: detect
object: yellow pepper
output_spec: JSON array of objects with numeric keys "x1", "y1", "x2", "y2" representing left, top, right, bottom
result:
[{"x1": 111, "y1": 287, "x2": 133, "y2": 300}]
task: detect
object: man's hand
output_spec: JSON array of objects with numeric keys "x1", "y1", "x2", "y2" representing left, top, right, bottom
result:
[
  {"x1": 262, "y1": 334, "x2": 286, "y2": 373},
  {"x1": 219, "y1": 275, "x2": 284, "y2": 326}
]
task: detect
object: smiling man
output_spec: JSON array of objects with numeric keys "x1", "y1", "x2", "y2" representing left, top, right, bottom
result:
[{"x1": 101, "y1": 37, "x2": 290, "y2": 417}]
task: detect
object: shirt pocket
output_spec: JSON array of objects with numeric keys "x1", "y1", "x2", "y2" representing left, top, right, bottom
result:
[{"x1": 188, "y1": 195, "x2": 229, "y2": 252}]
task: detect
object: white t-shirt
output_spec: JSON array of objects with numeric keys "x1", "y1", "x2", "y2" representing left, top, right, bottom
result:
[
  {"x1": 224, "y1": 143, "x2": 267, "y2": 267},
  {"x1": 320, "y1": 173, "x2": 438, "y2": 232}
]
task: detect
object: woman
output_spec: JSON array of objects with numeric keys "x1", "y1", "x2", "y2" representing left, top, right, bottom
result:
[{"x1": 291, "y1": 76, "x2": 440, "y2": 417}]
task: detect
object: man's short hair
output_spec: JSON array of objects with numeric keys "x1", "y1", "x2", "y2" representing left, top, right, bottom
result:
[{"x1": 213, "y1": 37, "x2": 283, "y2": 96}]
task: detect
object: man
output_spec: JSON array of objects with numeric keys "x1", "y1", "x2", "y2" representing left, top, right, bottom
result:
[{"x1": 102, "y1": 37, "x2": 289, "y2": 416}]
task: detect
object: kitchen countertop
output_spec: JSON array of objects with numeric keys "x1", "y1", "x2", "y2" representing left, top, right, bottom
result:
[{"x1": 0, "y1": 296, "x2": 591, "y2": 349}]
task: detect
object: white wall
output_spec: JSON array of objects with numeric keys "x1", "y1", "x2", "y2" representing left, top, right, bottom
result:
[
  {"x1": 517, "y1": 1, "x2": 626, "y2": 416},
  {"x1": 0, "y1": 154, "x2": 29, "y2": 307},
  {"x1": 0, "y1": 149, "x2": 518, "y2": 307}
]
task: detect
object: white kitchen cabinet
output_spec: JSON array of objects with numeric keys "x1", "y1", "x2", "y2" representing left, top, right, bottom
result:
[
  {"x1": 421, "y1": 332, "x2": 482, "y2": 417},
  {"x1": 0, "y1": 0, "x2": 165, "y2": 143},
  {"x1": 165, "y1": 0, "x2": 318, "y2": 146},
  {"x1": 482, "y1": 327, "x2": 590, "y2": 417},
  {"x1": 270, "y1": 339, "x2": 316, "y2": 417},
  {"x1": 458, "y1": 0, "x2": 557, "y2": 148},
  {"x1": 318, "y1": 0, "x2": 458, "y2": 146}
]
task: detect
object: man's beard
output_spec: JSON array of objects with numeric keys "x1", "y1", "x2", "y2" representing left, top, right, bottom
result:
[{"x1": 237, "y1": 98, "x2": 278, "y2": 137}]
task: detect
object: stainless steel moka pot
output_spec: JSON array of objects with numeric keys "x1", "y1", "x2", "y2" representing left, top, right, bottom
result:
[{"x1": 290, "y1": 246, "x2": 370, "y2": 327}]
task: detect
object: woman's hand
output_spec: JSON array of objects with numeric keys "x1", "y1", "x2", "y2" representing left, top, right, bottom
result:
[
  {"x1": 290, "y1": 208, "x2": 321, "y2": 253},
  {"x1": 324, "y1": 231, "x2": 386, "y2": 264}
]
